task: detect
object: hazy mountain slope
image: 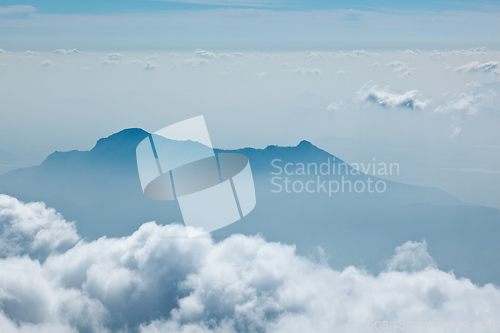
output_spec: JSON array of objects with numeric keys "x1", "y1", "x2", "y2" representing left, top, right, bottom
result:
[{"x1": 1, "y1": 128, "x2": 499, "y2": 285}]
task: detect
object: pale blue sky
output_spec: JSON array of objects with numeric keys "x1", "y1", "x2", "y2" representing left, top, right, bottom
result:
[{"x1": 1, "y1": 1, "x2": 500, "y2": 51}]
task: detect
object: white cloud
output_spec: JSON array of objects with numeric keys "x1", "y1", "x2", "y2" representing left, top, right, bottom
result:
[
  {"x1": 105, "y1": 53, "x2": 124, "y2": 61},
  {"x1": 401, "y1": 49, "x2": 418, "y2": 57},
  {"x1": 0, "y1": 195, "x2": 78, "y2": 261},
  {"x1": 0, "y1": 49, "x2": 11, "y2": 55},
  {"x1": 327, "y1": 101, "x2": 343, "y2": 111},
  {"x1": 1, "y1": 196, "x2": 500, "y2": 332},
  {"x1": 183, "y1": 58, "x2": 209, "y2": 67},
  {"x1": 435, "y1": 91, "x2": 496, "y2": 115},
  {"x1": 54, "y1": 49, "x2": 81, "y2": 55},
  {"x1": 291, "y1": 67, "x2": 321, "y2": 74},
  {"x1": 143, "y1": 62, "x2": 157, "y2": 70},
  {"x1": 195, "y1": 49, "x2": 217, "y2": 59},
  {"x1": 386, "y1": 240, "x2": 437, "y2": 271},
  {"x1": 386, "y1": 61, "x2": 412, "y2": 77},
  {"x1": 356, "y1": 83, "x2": 430, "y2": 110},
  {"x1": 220, "y1": 52, "x2": 245, "y2": 59},
  {"x1": 455, "y1": 61, "x2": 499, "y2": 73},
  {"x1": 430, "y1": 50, "x2": 442, "y2": 59},
  {"x1": 449, "y1": 126, "x2": 462, "y2": 139},
  {"x1": 337, "y1": 70, "x2": 346, "y2": 75},
  {"x1": 0, "y1": 5, "x2": 36, "y2": 15},
  {"x1": 304, "y1": 51, "x2": 323, "y2": 60},
  {"x1": 25, "y1": 51, "x2": 39, "y2": 56},
  {"x1": 451, "y1": 47, "x2": 489, "y2": 57},
  {"x1": 331, "y1": 50, "x2": 372, "y2": 59}
]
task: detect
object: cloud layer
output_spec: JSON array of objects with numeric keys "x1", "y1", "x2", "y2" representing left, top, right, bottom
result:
[
  {"x1": 0, "y1": 195, "x2": 500, "y2": 332},
  {"x1": 356, "y1": 83, "x2": 430, "y2": 110}
]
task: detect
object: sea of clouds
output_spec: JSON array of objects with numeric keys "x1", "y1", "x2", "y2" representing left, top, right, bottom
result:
[{"x1": 0, "y1": 194, "x2": 500, "y2": 332}]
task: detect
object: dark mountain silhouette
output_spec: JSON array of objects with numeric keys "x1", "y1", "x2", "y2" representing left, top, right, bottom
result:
[{"x1": 1, "y1": 128, "x2": 499, "y2": 285}]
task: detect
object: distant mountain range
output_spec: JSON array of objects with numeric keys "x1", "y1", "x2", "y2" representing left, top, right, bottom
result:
[{"x1": 1, "y1": 128, "x2": 499, "y2": 285}]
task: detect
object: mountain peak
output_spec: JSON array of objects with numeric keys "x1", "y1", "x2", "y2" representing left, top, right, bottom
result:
[
  {"x1": 92, "y1": 128, "x2": 150, "y2": 152},
  {"x1": 297, "y1": 140, "x2": 313, "y2": 147}
]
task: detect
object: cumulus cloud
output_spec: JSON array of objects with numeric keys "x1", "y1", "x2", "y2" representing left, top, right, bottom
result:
[
  {"x1": 0, "y1": 195, "x2": 78, "y2": 261},
  {"x1": 54, "y1": 49, "x2": 81, "y2": 55},
  {"x1": 386, "y1": 240, "x2": 437, "y2": 271},
  {"x1": 435, "y1": 91, "x2": 496, "y2": 115},
  {"x1": 0, "y1": 5, "x2": 36, "y2": 15},
  {"x1": 356, "y1": 83, "x2": 430, "y2": 110},
  {"x1": 455, "y1": 61, "x2": 499, "y2": 73},
  {"x1": 0, "y1": 49, "x2": 12, "y2": 55},
  {"x1": 143, "y1": 62, "x2": 157, "y2": 70},
  {"x1": 386, "y1": 61, "x2": 412, "y2": 76},
  {"x1": 195, "y1": 49, "x2": 217, "y2": 59},
  {"x1": 1, "y1": 195, "x2": 500, "y2": 333},
  {"x1": 290, "y1": 67, "x2": 321, "y2": 74}
]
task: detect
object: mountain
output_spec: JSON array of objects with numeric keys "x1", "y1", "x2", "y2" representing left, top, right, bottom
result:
[{"x1": 1, "y1": 129, "x2": 499, "y2": 285}]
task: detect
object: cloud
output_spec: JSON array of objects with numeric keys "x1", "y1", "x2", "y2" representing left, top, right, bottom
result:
[
  {"x1": 386, "y1": 240, "x2": 437, "y2": 271},
  {"x1": 356, "y1": 83, "x2": 430, "y2": 110},
  {"x1": 25, "y1": 51, "x2": 39, "y2": 56},
  {"x1": 220, "y1": 52, "x2": 245, "y2": 59},
  {"x1": 449, "y1": 127, "x2": 462, "y2": 139},
  {"x1": 400, "y1": 49, "x2": 418, "y2": 57},
  {"x1": 304, "y1": 51, "x2": 323, "y2": 60},
  {"x1": 1, "y1": 195, "x2": 500, "y2": 333},
  {"x1": 0, "y1": 49, "x2": 11, "y2": 55},
  {"x1": 435, "y1": 91, "x2": 496, "y2": 115},
  {"x1": 430, "y1": 50, "x2": 442, "y2": 59},
  {"x1": 105, "y1": 53, "x2": 123, "y2": 61},
  {"x1": 451, "y1": 47, "x2": 489, "y2": 57},
  {"x1": 455, "y1": 61, "x2": 499, "y2": 73},
  {"x1": 386, "y1": 61, "x2": 411, "y2": 77},
  {"x1": 183, "y1": 58, "x2": 209, "y2": 67},
  {"x1": 195, "y1": 49, "x2": 217, "y2": 59},
  {"x1": 143, "y1": 62, "x2": 157, "y2": 70},
  {"x1": 0, "y1": 5, "x2": 36, "y2": 15},
  {"x1": 0, "y1": 195, "x2": 78, "y2": 261},
  {"x1": 40, "y1": 60, "x2": 53, "y2": 67},
  {"x1": 327, "y1": 101, "x2": 343, "y2": 111},
  {"x1": 54, "y1": 49, "x2": 81, "y2": 55},
  {"x1": 290, "y1": 67, "x2": 321, "y2": 74}
]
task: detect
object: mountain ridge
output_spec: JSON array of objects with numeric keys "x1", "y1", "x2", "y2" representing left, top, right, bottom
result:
[{"x1": 1, "y1": 127, "x2": 499, "y2": 285}]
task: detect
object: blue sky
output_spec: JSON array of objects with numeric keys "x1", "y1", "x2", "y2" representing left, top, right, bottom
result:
[
  {"x1": 2, "y1": 0, "x2": 500, "y2": 14},
  {"x1": 1, "y1": 1, "x2": 500, "y2": 51}
]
